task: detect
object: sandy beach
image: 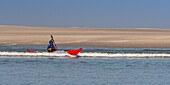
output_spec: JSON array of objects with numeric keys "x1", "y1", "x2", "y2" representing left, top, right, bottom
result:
[{"x1": 1, "y1": 25, "x2": 170, "y2": 48}]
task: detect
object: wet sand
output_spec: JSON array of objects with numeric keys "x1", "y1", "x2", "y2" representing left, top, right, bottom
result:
[{"x1": 1, "y1": 25, "x2": 170, "y2": 48}]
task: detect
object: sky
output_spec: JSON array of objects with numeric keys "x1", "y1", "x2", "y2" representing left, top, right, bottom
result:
[{"x1": 0, "y1": 0, "x2": 170, "y2": 28}]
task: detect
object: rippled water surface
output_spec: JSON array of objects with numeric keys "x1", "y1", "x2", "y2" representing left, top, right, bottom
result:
[
  {"x1": 1, "y1": 46, "x2": 170, "y2": 53},
  {"x1": 0, "y1": 58, "x2": 170, "y2": 85}
]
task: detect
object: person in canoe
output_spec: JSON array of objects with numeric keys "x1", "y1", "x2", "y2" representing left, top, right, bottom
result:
[{"x1": 47, "y1": 35, "x2": 58, "y2": 52}]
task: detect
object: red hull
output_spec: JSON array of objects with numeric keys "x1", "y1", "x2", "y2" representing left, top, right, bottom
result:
[
  {"x1": 27, "y1": 48, "x2": 83, "y2": 56},
  {"x1": 65, "y1": 48, "x2": 83, "y2": 55}
]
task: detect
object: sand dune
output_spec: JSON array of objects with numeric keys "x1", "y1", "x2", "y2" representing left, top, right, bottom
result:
[{"x1": 1, "y1": 25, "x2": 170, "y2": 48}]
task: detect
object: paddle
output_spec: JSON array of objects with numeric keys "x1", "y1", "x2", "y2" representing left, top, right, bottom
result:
[{"x1": 51, "y1": 35, "x2": 57, "y2": 49}]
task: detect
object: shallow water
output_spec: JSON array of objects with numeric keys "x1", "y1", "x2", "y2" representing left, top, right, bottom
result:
[
  {"x1": 0, "y1": 46, "x2": 170, "y2": 85},
  {"x1": 1, "y1": 46, "x2": 170, "y2": 58},
  {"x1": 1, "y1": 46, "x2": 170, "y2": 53},
  {"x1": 0, "y1": 58, "x2": 170, "y2": 85}
]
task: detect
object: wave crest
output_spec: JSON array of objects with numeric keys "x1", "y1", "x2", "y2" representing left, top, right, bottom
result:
[{"x1": 0, "y1": 52, "x2": 170, "y2": 58}]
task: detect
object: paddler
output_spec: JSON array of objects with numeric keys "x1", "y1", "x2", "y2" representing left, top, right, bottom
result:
[{"x1": 47, "y1": 35, "x2": 57, "y2": 52}]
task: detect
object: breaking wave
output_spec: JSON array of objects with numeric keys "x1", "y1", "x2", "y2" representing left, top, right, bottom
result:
[
  {"x1": 1, "y1": 46, "x2": 170, "y2": 58},
  {"x1": 0, "y1": 51, "x2": 170, "y2": 58}
]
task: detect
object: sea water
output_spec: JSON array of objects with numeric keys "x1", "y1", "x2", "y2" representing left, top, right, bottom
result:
[
  {"x1": 0, "y1": 58, "x2": 170, "y2": 85},
  {"x1": 0, "y1": 46, "x2": 170, "y2": 85},
  {"x1": 1, "y1": 46, "x2": 170, "y2": 58}
]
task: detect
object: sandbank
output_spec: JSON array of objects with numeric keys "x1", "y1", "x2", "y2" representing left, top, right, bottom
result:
[{"x1": 1, "y1": 25, "x2": 170, "y2": 48}]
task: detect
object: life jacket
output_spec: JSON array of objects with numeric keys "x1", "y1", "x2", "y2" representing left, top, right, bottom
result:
[{"x1": 47, "y1": 44, "x2": 56, "y2": 52}]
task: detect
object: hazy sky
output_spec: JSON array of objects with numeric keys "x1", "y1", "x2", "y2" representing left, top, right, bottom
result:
[{"x1": 0, "y1": 0, "x2": 170, "y2": 28}]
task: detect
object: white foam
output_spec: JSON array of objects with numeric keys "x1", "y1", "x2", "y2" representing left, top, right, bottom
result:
[
  {"x1": 0, "y1": 52, "x2": 67, "y2": 57},
  {"x1": 79, "y1": 53, "x2": 170, "y2": 58},
  {"x1": 0, "y1": 52, "x2": 170, "y2": 58}
]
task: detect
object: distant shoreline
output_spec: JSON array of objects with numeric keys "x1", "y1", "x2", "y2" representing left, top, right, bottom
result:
[{"x1": 1, "y1": 25, "x2": 170, "y2": 48}]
